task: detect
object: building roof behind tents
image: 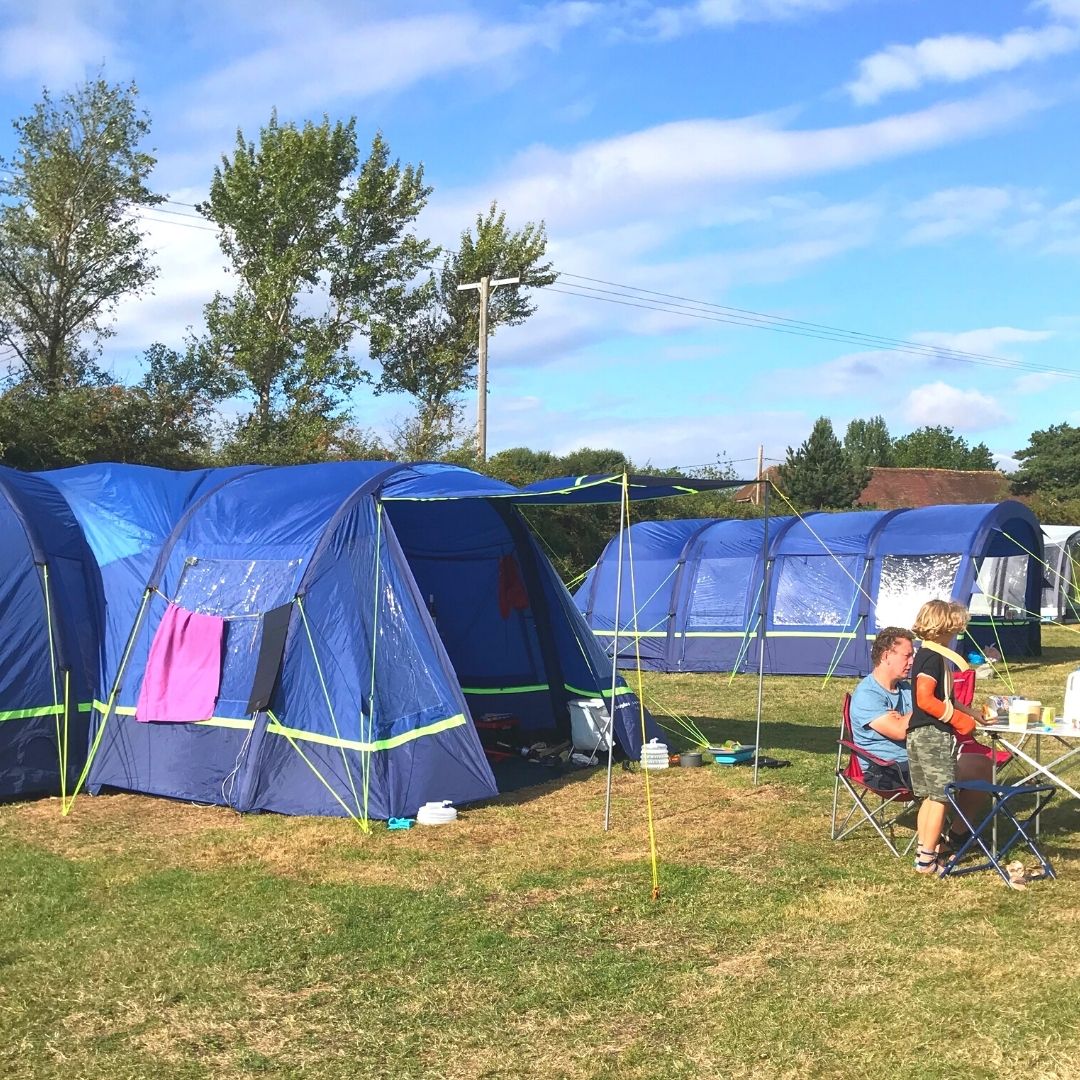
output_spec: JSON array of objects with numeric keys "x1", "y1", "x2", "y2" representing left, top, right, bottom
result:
[{"x1": 735, "y1": 466, "x2": 1012, "y2": 509}]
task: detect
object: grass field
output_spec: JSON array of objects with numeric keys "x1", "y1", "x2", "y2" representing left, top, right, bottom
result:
[{"x1": 3, "y1": 628, "x2": 1080, "y2": 1079}]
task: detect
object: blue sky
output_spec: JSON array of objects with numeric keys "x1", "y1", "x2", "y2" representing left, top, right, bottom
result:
[{"x1": 1, "y1": 0, "x2": 1078, "y2": 475}]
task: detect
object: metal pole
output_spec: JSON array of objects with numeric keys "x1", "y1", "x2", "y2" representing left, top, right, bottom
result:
[
  {"x1": 604, "y1": 476, "x2": 629, "y2": 831},
  {"x1": 755, "y1": 444, "x2": 764, "y2": 506},
  {"x1": 753, "y1": 480, "x2": 770, "y2": 785}
]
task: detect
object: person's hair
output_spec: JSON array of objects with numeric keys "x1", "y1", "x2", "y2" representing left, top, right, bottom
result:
[
  {"x1": 871, "y1": 627, "x2": 915, "y2": 667},
  {"x1": 912, "y1": 599, "x2": 970, "y2": 639}
]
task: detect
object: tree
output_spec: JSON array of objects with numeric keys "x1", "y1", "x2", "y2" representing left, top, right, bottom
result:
[
  {"x1": 844, "y1": 415, "x2": 893, "y2": 468},
  {"x1": 0, "y1": 78, "x2": 162, "y2": 390},
  {"x1": 197, "y1": 115, "x2": 434, "y2": 452},
  {"x1": 1011, "y1": 423, "x2": 1080, "y2": 506},
  {"x1": 776, "y1": 416, "x2": 869, "y2": 509},
  {"x1": 891, "y1": 425, "x2": 996, "y2": 470},
  {"x1": 369, "y1": 202, "x2": 556, "y2": 450}
]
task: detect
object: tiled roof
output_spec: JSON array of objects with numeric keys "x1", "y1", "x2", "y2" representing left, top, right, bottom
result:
[{"x1": 735, "y1": 466, "x2": 1013, "y2": 509}]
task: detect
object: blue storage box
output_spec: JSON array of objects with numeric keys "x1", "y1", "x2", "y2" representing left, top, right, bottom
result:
[{"x1": 708, "y1": 744, "x2": 755, "y2": 766}]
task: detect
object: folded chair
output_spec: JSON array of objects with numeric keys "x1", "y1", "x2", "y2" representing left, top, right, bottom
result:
[{"x1": 831, "y1": 693, "x2": 917, "y2": 857}]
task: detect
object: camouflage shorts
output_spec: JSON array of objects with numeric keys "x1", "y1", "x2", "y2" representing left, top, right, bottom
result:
[{"x1": 907, "y1": 725, "x2": 956, "y2": 803}]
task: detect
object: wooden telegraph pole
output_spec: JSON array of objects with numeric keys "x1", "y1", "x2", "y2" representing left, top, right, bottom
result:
[{"x1": 456, "y1": 274, "x2": 520, "y2": 462}]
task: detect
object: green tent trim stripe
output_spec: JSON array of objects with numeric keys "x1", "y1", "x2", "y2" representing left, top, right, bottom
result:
[
  {"x1": 93, "y1": 701, "x2": 468, "y2": 753},
  {"x1": 460, "y1": 682, "x2": 634, "y2": 700},
  {"x1": 0, "y1": 704, "x2": 67, "y2": 723}
]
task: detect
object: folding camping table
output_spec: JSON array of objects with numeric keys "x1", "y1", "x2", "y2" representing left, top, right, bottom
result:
[{"x1": 977, "y1": 718, "x2": 1080, "y2": 851}]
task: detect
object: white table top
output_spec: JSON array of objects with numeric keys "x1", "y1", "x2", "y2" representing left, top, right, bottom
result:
[{"x1": 978, "y1": 719, "x2": 1080, "y2": 738}]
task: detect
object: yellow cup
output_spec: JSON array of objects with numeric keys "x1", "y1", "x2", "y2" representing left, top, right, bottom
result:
[{"x1": 1042, "y1": 707, "x2": 1055, "y2": 725}]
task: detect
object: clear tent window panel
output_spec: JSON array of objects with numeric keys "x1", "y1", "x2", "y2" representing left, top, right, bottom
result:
[
  {"x1": 773, "y1": 555, "x2": 862, "y2": 627},
  {"x1": 874, "y1": 554, "x2": 961, "y2": 630},
  {"x1": 971, "y1": 555, "x2": 1030, "y2": 617},
  {"x1": 686, "y1": 556, "x2": 757, "y2": 630}
]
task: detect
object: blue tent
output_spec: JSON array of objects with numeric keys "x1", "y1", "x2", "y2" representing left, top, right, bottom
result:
[
  {"x1": 576, "y1": 501, "x2": 1042, "y2": 675},
  {"x1": 0, "y1": 467, "x2": 103, "y2": 799},
  {"x1": 53, "y1": 462, "x2": 673, "y2": 820}
]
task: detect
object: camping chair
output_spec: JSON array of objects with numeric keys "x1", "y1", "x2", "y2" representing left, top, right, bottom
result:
[
  {"x1": 952, "y1": 668, "x2": 1013, "y2": 770},
  {"x1": 831, "y1": 693, "x2": 917, "y2": 857}
]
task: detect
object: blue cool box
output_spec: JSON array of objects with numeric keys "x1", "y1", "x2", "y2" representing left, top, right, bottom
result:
[{"x1": 709, "y1": 744, "x2": 755, "y2": 765}]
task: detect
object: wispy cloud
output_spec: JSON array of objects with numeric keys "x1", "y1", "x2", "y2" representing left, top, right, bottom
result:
[
  {"x1": 0, "y1": 0, "x2": 123, "y2": 86},
  {"x1": 846, "y1": 9, "x2": 1080, "y2": 105},
  {"x1": 910, "y1": 326, "x2": 1054, "y2": 356},
  {"x1": 903, "y1": 186, "x2": 1015, "y2": 245},
  {"x1": 631, "y1": 0, "x2": 855, "y2": 42},
  {"x1": 431, "y1": 87, "x2": 1042, "y2": 236},
  {"x1": 903, "y1": 380, "x2": 1007, "y2": 430},
  {"x1": 181, "y1": 2, "x2": 602, "y2": 131}
]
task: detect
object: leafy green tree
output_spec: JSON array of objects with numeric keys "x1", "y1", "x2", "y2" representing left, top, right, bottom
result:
[
  {"x1": 197, "y1": 115, "x2": 434, "y2": 455},
  {"x1": 776, "y1": 416, "x2": 869, "y2": 509},
  {"x1": 844, "y1": 415, "x2": 893, "y2": 468},
  {"x1": 0, "y1": 78, "x2": 162, "y2": 390},
  {"x1": 892, "y1": 425, "x2": 995, "y2": 470},
  {"x1": 1011, "y1": 423, "x2": 1080, "y2": 507},
  {"x1": 369, "y1": 202, "x2": 555, "y2": 452}
]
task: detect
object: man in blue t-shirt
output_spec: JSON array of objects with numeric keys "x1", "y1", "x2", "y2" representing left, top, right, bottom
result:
[{"x1": 849, "y1": 627, "x2": 915, "y2": 790}]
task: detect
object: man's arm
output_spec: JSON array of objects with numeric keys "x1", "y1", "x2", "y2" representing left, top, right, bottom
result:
[{"x1": 867, "y1": 710, "x2": 909, "y2": 741}]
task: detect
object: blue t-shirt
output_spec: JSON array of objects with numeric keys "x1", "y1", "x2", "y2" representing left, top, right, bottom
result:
[{"x1": 849, "y1": 674, "x2": 911, "y2": 765}]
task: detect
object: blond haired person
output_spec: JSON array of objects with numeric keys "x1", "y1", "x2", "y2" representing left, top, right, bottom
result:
[{"x1": 908, "y1": 600, "x2": 982, "y2": 875}]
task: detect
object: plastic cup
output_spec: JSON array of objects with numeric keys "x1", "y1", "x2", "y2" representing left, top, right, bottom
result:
[
  {"x1": 1008, "y1": 701, "x2": 1030, "y2": 730},
  {"x1": 1042, "y1": 707, "x2": 1055, "y2": 725}
]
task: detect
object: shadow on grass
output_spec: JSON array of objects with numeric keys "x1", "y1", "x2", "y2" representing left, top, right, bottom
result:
[{"x1": 687, "y1": 717, "x2": 838, "y2": 756}]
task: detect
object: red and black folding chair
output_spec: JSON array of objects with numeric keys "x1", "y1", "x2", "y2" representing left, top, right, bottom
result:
[
  {"x1": 831, "y1": 692, "x2": 917, "y2": 857},
  {"x1": 952, "y1": 668, "x2": 1012, "y2": 770}
]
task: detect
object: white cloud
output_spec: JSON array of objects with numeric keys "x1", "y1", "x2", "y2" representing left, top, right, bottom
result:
[
  {"x1": 1013, "y1": 371, "x2": 1068, "y2": 393},
  {"x1": 903, "y1": 186, "x2": 1014, "y2": 245},
  {"x1": 430, "y1": 87, "x2": 1041, "y2": 237},
  {"x1": 910, "y1": 326, "x2": 1053, "y2": 356},
  {"x1": 0, "y1": 0, "x2": 123, "y2": 86},
  {"x1": 847, "y1": 19, "x2": 1080, "y2": 105},
  {"x1": 633, "y1": 0, "x2": 854, "y2": 41},
  {"x1": 902, "y1": 381, "x2": 1008, "y2": 430},
  {"x1": 181, "y1": 3, "x2": 602, "y2": 131}
]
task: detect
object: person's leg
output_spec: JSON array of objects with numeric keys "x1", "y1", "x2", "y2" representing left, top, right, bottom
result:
[{"x1": 908, "y1": 727, "x2": 955, "y2": 873}]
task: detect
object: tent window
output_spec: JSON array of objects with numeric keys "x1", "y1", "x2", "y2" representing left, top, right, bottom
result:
[
  {"x1": 773, "y1": 555, "x2": 861, "y2": 627},
  {"x1": 172, "y1": 557, "x2": 303, "y2": 705},
  {"x1": 686, "y1": 556, "x2": 756, "y2": 629},
  {"x1": 173, "y1": 557, "x2": 302, "y2": 616},
  {"x1": 875, "y1": 554, "x2": 961, "y2": 630},
  {"x1": 971, "y1": 555, "x2": 1029, "y2": 617}
]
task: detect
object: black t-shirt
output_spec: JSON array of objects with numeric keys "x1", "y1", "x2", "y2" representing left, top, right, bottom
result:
[{"x1": 908, "y1": 646, "x2": 952, "y2": 734}]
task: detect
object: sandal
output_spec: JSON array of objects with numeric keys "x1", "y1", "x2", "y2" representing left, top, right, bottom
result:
[{"x1": 914, "y1": 847, "x2": 943, "y2": 876}]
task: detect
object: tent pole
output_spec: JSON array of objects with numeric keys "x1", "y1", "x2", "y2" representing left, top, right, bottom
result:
[
  {"x1": 753, "y1": 480, "x2": 770, "y2": 786},
  {"x1": 603, "y1": 476, "x2": 629, "y2": 831}
]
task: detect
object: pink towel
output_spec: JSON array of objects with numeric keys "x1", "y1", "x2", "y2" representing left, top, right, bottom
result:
[{"x1": 136, "y1": 604, "x2": 225, "y2": 723}]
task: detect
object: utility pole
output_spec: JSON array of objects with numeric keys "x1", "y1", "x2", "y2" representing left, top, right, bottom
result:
[{"x1": 457, "y1": 274, "x2": 519, "y2": 462}]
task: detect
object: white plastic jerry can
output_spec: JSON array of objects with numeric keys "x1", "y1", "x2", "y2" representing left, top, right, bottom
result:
[{"x1": 1064, "y1": 668, "x2": 1080, "y2": 724}]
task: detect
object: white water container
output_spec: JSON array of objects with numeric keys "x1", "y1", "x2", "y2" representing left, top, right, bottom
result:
[
  {"x1": 416, "y1": 800, "x2": 458, "y2": 825},
  {"x1": 567, "y1": 698, "x2": 611, "y2": 752},
  {"x1": 1065, "y1": 669, "x2": 1080, "y2": 724},
  {"x1": 639, "y1": 738, "x2": 669, "y2": 770}
]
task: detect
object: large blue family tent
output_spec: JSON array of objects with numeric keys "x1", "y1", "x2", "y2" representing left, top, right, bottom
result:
[
  {"x1": 55, "y1": 464, "x2": 708, "y2": 821},
  {"x1": 577, "y1": 501, "x2": 1042, "y2": 676},
  {"x1": 0, "y1": 466, "x2": 103, "y2": 799}
]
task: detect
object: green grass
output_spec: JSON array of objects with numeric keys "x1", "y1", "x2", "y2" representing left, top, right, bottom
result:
[{"x1": 3, "y1": 627, "x2": 1080, "y2": 1079}]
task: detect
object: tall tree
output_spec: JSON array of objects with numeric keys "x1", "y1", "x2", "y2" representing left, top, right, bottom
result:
[
  {"x1": 1011, "y1": 423, "x2": 1080, "y2": 504},
  {"x1": 197, "y1": 115, "x2": 434, "y2": 455},
  {"x1": 0, "y1": 78, "x2": 162, "y2": 390},
  {"x1": 369, "y1": 202, "x2": 556, "y2": 453},
  {"x1": 844, "y1": 415, "x2": 893, "y2": 468},
  {"x1": 892, "y1": 425, "x2": 996, "y2": 470},
  {"x1": 776, "y1": 416, "x2": 869, "y2": 509}
]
